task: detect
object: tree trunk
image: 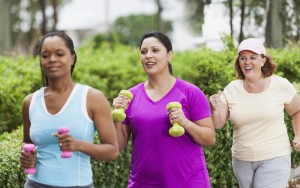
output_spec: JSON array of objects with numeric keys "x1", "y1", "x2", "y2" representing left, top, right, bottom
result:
[
  {"x1": 0, "y1": 0, "x2": 11, "y2": 54},
  {"x1": 156, "y1": 0, "x2": 163, "y2": 32},
  {"x1": 239, "y1": 0, "x2": 245, "y2": 43},
  {"x1": 238, "y1": 0, "x2": 245, "y2": 43},
  {"x1": 265, "y1": 0, "x2": 284, "y2": 48},
  {"x1": 39, "y1": 0, "x2": 47, "y2": 35},
  {"x1": 51, "y1": 0, "x2": 58, "y2": 31},
  {"x1": 229, "y1": 0, "x2": 233, "y2": 37}
]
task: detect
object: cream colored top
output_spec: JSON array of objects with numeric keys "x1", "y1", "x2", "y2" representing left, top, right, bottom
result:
[{"x1": 221, "y1": 75, "x2": 296, "y2": 161}]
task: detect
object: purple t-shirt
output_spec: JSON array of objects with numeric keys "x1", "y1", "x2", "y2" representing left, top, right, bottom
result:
[{"x1": 124, "y1": 78, "x2": 212, "y2": 188}]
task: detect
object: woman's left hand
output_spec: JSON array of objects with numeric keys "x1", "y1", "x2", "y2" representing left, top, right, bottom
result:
[
  {"x1": 168, "y1": 108, "x2": 189, "y2": 128},
  {"x1": 53, "y1": 133, "x2": 79, "y2": 152}
]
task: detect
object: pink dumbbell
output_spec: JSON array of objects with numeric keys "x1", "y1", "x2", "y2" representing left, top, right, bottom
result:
[
  {"x1": 58, "y1": 127, "x2": 73, "y2": 158},
  {"x1": 22, "y1": 144, "x2": 36, "y2": 174}
]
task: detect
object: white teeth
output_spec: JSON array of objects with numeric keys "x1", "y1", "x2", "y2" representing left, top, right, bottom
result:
[{"x1": 245, "y1": 66, "x2": 252, "y2": 70}]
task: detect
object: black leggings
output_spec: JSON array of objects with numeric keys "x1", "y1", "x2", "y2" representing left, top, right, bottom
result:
[{"x1": 24, "y1": 179, "x2": 94, "y2": 188}]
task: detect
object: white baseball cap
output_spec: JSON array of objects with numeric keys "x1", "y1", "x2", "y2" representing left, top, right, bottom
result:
[{"x1": 238, "y1": 38, "x2": 266, "y2": 56}]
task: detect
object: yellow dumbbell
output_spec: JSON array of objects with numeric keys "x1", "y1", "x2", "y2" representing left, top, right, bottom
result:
[
  {"x1": 166, "y1": 102, "x2": 185, "y2": 137},
  {"x1": 112, "y1": 90, "x2": 133, "y2": 122}
]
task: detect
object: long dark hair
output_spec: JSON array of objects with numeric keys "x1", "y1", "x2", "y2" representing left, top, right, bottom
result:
[
  {"x1": 36, "y1": 31, "x2": 77, "y2": 86},
  {"x1": 139, "y1": 31, "x2": 173, "y2": 75}
]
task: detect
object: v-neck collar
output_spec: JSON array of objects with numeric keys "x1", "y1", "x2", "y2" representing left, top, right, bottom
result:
[
  {"x1": 142, "y1": 78, "x2": 178, "y2": 104},
  {"x1": 41, "y1": 84, "x2": 78, "y2": 116}
]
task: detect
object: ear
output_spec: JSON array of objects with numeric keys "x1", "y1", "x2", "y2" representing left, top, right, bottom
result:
[
  {"x1": 168, "y1": 51, "x2": 173, "y2": 62},
  {"x1": 71, "y1": 54, "x2": 75, "y2": 65},
  {"x1": 261, "y1": 56, "x2": 266, "y2": 67}
]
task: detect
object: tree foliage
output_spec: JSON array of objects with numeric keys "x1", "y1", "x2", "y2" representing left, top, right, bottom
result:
[
  {"x1": 185, "y1": 0, "x2": 300, "y2": 47},
  {"x1": 112, "y1": 13, "x2": 173, "y2": 47},
  {"x1": 3, "y1": 0, "x2": 63, "y2": 55},
  {"x1": 183, "y1": 0, "x2": 211, "y2": 35}
]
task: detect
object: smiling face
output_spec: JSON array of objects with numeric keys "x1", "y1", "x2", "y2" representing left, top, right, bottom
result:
[
  {"x1": 238, "y1": 50, "x2": 266, "y2": 80},
  {"x1": 40, "y1": 36, "x2": 75, "y2": 81},
  {"x1": 140, "y1": 37, "x2": 172, "y2": 76}
]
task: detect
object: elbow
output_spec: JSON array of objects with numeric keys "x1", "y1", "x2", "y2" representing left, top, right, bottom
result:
[
  {"x1": 211, "y1": 135, "x2": 217, "y2": 147},
  {"x1": 206, "y1": 133, "x2": 216, "y2": 147},
  {"x1": 110, "y1": 150, "x2": 119, "y2": 161},
  {"x1": 106, "y1": 144, "x2": 119, "y2": 161},
  {"x1": 197, "y1": 132, "x2": 216, "y2": 147},
  {"x1": 112, "y1": 144, "x2": 120, "y2": 160},
  {"x1": 108, "y1": 146, "x2": 119, "y2": 161}
]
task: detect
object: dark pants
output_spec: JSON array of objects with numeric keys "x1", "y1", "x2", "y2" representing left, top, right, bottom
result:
[{"x1": 25, "y1": 179, "x2": 94, "y2": 188}]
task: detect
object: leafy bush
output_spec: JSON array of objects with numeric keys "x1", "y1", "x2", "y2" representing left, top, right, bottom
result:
[
  {"x1": 0, "y1": 56, "x2": 41, "y2": 133},
  {"x1": 173, "y1": 47, "x2": 236, "y2": 96},
  {"x1": 271, "y1": 48, "x2": 300, "y2": 83},
  {"x1": 92, "y1": 136, "x2": 131, "y2": 187},
  {"x1": 74, "y1": 43, "x2": 146, "y2": 101},
  {"x1": 0, "y1": 127, "x2": 25, "y2": 187}
]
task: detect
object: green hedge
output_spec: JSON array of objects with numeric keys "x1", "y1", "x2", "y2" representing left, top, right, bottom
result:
[
  {"x1": 0, "y1": 56, "x2": 41, "y2": 133},
  {"x1": 0, "y1": 127, "x2": 25, "y2": 187},
  {"x1": 1, "y1": 40, "x2": 300, "y2": 187}
]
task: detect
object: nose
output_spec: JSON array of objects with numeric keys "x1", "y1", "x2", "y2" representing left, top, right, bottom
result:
[
  {"x1": 246, "y1": 59, "x2": 253, "y2": 65},
  {"x1": 48, "y1": 54, "x2": 57, "y2": 63},
  {"x1": 243, "y1": 57, "x2": 251, "y2": 64},
  {"x1": 145, "y1": 51, "x2": 153, "y2": 58}
]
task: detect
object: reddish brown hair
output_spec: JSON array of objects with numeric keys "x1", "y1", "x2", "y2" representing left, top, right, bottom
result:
[{"x1": 234, "y1": 54, "x2": 277, "y2": 79}]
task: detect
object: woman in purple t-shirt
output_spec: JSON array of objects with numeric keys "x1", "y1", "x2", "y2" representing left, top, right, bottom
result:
[{"x1": 113, "y1": 31, "x2": 216, "y2": 188}]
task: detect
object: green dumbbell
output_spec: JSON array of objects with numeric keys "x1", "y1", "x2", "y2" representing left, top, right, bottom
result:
[
  {"x1": 112, "y1": 90, "x2": 133, "y2": 122},
  {"x1": 166, "y1": 102, "x2": 185, "y2": 137}
]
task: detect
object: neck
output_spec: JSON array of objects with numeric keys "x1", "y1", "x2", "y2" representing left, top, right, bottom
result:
[
  {"x1": 243, "y1": 76, "x2": 270, "y2": 93},
  {"x1": 146, "y1": 75, "x2": 175, "y2": 90},
  {"x1": 144, "y1": 75, "x2": 176, "y2": 102},
  {"x1": 46, "y1": 79, "x2": 75, "y2": 93}
]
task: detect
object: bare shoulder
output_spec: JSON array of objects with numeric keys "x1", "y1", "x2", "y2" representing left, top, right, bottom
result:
[
  {"x1": 23, "y1": 93, "x2": 34, "y2": 108},
  {"x1": 87, "y1": 87, "x2": 107, "y2": 101},
  {"x1": 86, "y1": 87, "x2": 111, "y2": 121},
  {"x1": 86, "y1": 87, "x2": 111, "y2": 111}
]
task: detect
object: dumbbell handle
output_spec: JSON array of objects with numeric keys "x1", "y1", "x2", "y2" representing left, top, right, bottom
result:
[
  {"x1": 58, "y1": 127, "x2": 73, "y2": 158},
  {"x1": 23, "y1": 144, "x2": 37, "y2": 174}
]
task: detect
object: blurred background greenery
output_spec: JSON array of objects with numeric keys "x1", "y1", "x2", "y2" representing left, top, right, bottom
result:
[{"x1": 1, "y1": 0, "x2": 300, "y2": 56}]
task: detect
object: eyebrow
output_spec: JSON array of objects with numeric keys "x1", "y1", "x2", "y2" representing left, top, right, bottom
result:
[
  {"x1": 41, "y1": 49, "x2": 65, "y2": 53},
  {"x1": 239, "y1": 54, "x2": 258, "y2": 57}
]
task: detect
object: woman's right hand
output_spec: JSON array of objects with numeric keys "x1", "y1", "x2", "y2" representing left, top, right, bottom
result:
[
  {"x1": 209, "y1": 91, "x2": 222, "y2": 111},
  {"x1": 209, "y1": 91, "x2": 229, "y2": 129},
  {"x1": 20, "y1": 147, "x2": 36, "y2": 169},
  {"x1": 112, "y1": 95, "x2": 130, "y2": 110}
]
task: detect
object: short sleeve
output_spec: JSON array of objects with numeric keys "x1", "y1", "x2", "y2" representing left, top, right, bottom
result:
[
  {"x1": 270, "y1": 76, "x2": 297, "y2": 104},
  {"x1": 220, "y1": 90, "x2": 228, "y2": 105},
  {"x1": 280, "y1": 77, "x2": 297, "y2": 104},
  {"x1": 187, "y1": 86, "x2": 212, "y2": 122}
]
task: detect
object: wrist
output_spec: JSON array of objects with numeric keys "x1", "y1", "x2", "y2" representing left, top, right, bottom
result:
[{"x1": 182, "y1": 121, "x2": 192, "y2": 129}]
